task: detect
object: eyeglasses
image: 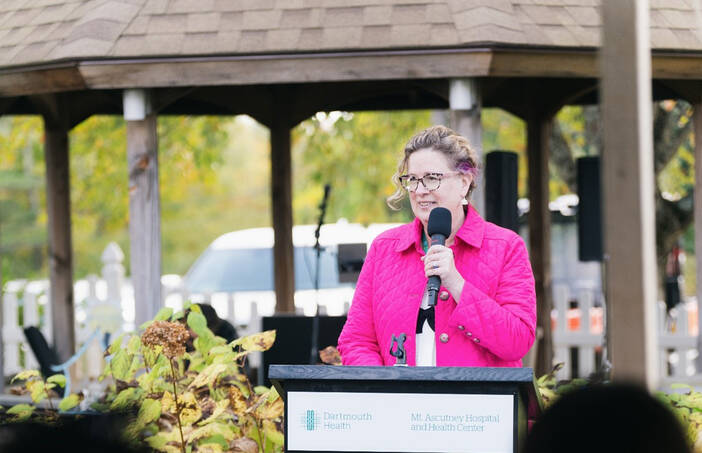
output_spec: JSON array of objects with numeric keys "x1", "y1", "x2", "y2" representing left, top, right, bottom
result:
[{"x1": 398, "y1": 172, "x2": 461, "y2": 192}]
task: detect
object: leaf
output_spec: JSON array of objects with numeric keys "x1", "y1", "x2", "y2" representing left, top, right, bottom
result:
[
  {"x1": 137, "y1": 398, "x2": 162, "y2": 427},
  {"x1": 111, "y1": 349, "x2": 130, "y2": 381},
  {"x1": 234, "y1": 330, "x2": 276, "y2": 352},
  {"x1": 262, "y1": 419, "x2": 284, "y2": 446},
  {"x1": 179, "y1": 392, "x2": 203, "y2": 426},
  {"x1": 198, "y1": 399, "x2": 231, "y2": 426},
  {"x1": 188, "y1": 421, "x2": 236, "y2": 443},
  {"x1": 7, "y1": 404, "x2": 35, "y2": 421},
  {"x1": 59, "y1": 394, "x2": 81, "y2": 412},
  {"x1": 127, "y1": 335, "x2": 142, "y2": 355},
  {"x1": 188, "y1": 311, "x2": 210, "y2": 338},
  {"x1": 27, "y1": 380, "x2": 47, "y2": 403},
  {"x1": 108, "y1": 333, "x2": 126, "y2": 355},
  {"x1": 11, "y1": 369, "x2": 40, "y2": 383},
  {"x1": 155, "y1": 307, "x2": 174, "y2": 321},
  {"x1": 110, "y1": 387, "x2": 142, "y2": 411},
  {"x1": 253, "y1": 386, "x2": 269, "y2": 395},
  {"x1": 229, "y1": 386, "x2": 249, "y2": 415},
  {"x1": 190, "y1": 363, "x2": 227, "y2": 388},
  {"x1": 257, "y1": 397, "x2": 284, "y2": 420},
  {"x1": 267, "y1": 386, "x2": 280, "y2": 403},
  {"x1": 231, "y1": 437, "x2": 259, "y2": 453},
  {"x1": 197, "y1": 443, "x2": 224, "y2": 453},
  {"x1": 319, "y1": 346, "x2": 342, "y2": 365},
  {"x1": 47, "y1": 374, "x2": 66, "y2": 389},
  {"x1": 199, "y1": 434, "x2": 228, "y2": 450},
  {"x1": 145, "y1": 431, "x2": 179, "y2": 450},
  {"x1": 161, "y1": 391, "x2": 177, "y2": 414},
  {"x1": 672, "y1": 383, "x2": 694, "y2": 391}
]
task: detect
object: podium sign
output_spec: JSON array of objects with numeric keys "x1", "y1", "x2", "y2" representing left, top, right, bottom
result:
[
  {"x1": 270, "y1": 365, "x2": 541, "y2": 453},
  {"x1": 288, "y1": 391, "x2": 513, "y2": 452}
]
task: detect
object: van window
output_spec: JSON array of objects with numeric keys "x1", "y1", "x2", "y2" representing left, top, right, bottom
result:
[{"x1": 185, "y1": 246, "x2": 342, "y2": 293}]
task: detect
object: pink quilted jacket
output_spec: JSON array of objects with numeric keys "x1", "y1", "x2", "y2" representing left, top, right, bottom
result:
[{"x1": 338, "y1": 206, "x2": 536, "y2": 367}]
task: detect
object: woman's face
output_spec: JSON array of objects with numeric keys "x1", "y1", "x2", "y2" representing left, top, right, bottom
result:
[{"x1": 406, "y1": 148, "x2": 471, "y2": 231}]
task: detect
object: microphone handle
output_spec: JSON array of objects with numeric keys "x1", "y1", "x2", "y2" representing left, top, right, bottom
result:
[{"x1": 426, "y1": 233, "x2": 446, "y2": 307}]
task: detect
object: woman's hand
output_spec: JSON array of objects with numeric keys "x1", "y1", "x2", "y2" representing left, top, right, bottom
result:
[{"x1": 422, "y1": 245, "x2": 465, "y2": 300}]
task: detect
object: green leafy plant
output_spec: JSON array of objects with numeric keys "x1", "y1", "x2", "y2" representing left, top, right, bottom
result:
[
  {"x1": 5, "y1": 369, "x2": 80, "y2": 422},
  {"x1": 93, "y1": 305, "x2": 284, "y2": 453},
  {"x1": 656, "y1": 384, "x2": 702, "y2": 452},
  {"x1": 536, "y1": 364, "x2": 702, "y2": 452}
]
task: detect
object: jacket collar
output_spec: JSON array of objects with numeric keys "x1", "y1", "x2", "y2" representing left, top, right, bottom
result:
[{"x1": 394, "y1": 205, "x2": 485, "y2": 253}]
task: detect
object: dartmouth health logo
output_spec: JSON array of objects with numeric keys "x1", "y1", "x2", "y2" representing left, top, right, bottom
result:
[{"x1": 301, "y1": 410, "x2": 321, "y2": 431}]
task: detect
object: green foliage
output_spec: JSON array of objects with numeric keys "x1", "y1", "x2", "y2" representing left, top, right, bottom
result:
[
  {"x1": 7, "y1": 370, "x2": 81, "y2": 420},
  {"x1": 292, "y1": 110, "x2": 431, "y2": 225},
  {"x1": 536, "y1": 365, "x2": 702, "y2": 452},
  {"x1": 4, "y1": 309, "x2": 283, "y2": 453},
  {"x1": 94, "y1": 309, "x2": 283, "y2": 453}
]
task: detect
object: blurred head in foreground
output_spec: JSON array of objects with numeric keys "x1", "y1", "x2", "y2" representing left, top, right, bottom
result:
[{"x1": 526, "y1": 383, "x2": 689, "y2": 453}]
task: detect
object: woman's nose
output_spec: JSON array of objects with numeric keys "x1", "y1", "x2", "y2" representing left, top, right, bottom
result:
[{"x1": 415, "y1": 181, "x2": 430, "y2": 194}]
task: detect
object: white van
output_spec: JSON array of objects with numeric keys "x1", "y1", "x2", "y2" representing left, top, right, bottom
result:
[{"x1": 181, "y1": 220, "x2": 400, "y2": 324}]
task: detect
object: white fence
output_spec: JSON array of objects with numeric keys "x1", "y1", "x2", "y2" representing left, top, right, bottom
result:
[
  {"x1": 551, "y1": 282, "x2": 701, "y2": 387},
  {"x1": 0, "y1": 243, "x2": 266, "y2": 385},
  {"x1": 3, "y1": 243, "x2": 702, "y2": 389}
]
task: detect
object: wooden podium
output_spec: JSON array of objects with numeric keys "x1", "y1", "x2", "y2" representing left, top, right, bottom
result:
[{"x1": 269, "y1": 365, "x2": 542, "y2": 453}]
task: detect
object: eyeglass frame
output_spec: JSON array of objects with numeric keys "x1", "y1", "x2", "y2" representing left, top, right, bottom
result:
[{"x1": 398, "y1": 171, "x2": 463, "y2": 192}]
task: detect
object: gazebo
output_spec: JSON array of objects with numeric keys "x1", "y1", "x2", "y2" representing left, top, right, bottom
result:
[{"x1": 0, "y1": 0, "x2": 698, "y2": 386}]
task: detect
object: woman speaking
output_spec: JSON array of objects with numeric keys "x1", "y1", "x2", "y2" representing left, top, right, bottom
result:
[{"x1": 337, "y1": 125, "x2": 536, "y2": 367}]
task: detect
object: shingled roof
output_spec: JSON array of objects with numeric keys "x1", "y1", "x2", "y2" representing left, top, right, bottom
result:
[{"x1": 0, "y1": 0, "x2": 700, "y2": 69}]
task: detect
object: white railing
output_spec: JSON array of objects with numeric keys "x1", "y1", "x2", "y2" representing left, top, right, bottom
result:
[
  {"x1": 551, "y1": 282, "x2": 701, "y2": 387},
  {"x1": 552, "y1": 283, "x2": 605, "y2": 380},
  {"x1": 1, "y1": 242, "x2": 265, "y2": 383},
  {"x1": 7, "y1": 245, "x2": 701, "y2": 388}
]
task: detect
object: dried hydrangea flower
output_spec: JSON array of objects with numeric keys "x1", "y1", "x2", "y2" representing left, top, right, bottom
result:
[{"x1": 141, "y1": 320, "x2": 190, "y2": 359}]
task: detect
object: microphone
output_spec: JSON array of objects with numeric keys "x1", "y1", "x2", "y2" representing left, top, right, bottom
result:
[{"x1": 426, "y1": 207, "x2": 452, "y2": 307}]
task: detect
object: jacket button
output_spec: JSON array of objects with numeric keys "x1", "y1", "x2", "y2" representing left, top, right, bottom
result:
[
  {"x1": 439, "y1": 290, "x2": 450, "y2": 300},
  {"x1": 457, "y1": 325, "x2": 465, "y2": 330},
  {"x1": 473, "y1": 338, "x2": 480, "y2": 343},
  {"x1": 440, "y1": 333, "x2": 449, "y2": 343},
  {"x1": 466, "y1": 331, "x2": 472, "y2": 337}
]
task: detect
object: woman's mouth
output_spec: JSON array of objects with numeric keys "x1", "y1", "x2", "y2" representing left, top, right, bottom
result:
[{"x1": 417, "y1": 201, "x2": 436, "y2": 209}]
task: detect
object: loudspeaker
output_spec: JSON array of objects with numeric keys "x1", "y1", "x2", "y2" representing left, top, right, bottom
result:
[
  {"x1": 577, "y1": 156, "x2": 603, "y2": 261},
  {"x1": 259, "y1": 315, "x2": 347, "y2": 385},
  {"x1": 485, "y1": 151, "x2": 519, "y2": 232},
  {"x1": 337, "y1": 243, "x2": 367, "y2": 283}
]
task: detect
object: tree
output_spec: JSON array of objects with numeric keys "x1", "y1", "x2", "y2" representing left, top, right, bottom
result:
[
  {"x1": 292, "y1": 110, "x2": 432, "y2": 225},
  {"x1": 550, "y1": 101, "x2": 696, "y2": 295}
]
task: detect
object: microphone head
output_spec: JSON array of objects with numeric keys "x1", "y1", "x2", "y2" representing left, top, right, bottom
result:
[{"x1": 427, "y1": 207, "x2": 452, "y2": 237}]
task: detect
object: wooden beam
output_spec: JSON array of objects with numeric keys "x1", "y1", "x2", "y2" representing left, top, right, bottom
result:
[
  {"x1": 449, "y1": 78, "x2": 484, "y2": 216},
  {"x1": 693, "y1": 103, "x2": 702, "y2": 372},
  {"x1": 77, "y1": 51, "x2": 494, "y2": 90},
  {"x1": 526, "y1": 112, "x2": 553, "y2": 377},
  {"x1": 44, "y1": 123, "x2": 75, "y2": 361},
  {"x1": 270, "y1": 112, "x2": 295, "y2": 313},
  {"x1": 126, "y1": 113, "x2": 162, "y2": 326},
  {"x1": 601, "y1": 0, "x2": 658, "y2": 388}
]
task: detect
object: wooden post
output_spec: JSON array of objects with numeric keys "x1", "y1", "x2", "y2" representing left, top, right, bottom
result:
[
  {"x1": 527, "y1": 113, "x2": 553, "y2": 377},
  {"x1": 44, "y1": 123, "x2": 76, "y2": 361},
  {"x1": 601, "y1": 0, "x2": 658, "y2": 388},
  {"x1": 693, "y1": 103, "x2": 702, "y2": 372},
  {"x1": 270, "y1": 114, "x2": 295, "y2": 313},
  {"x1": 125, "y1": 92, "x2": 162, "y2": 326},
  {"x1": 449, "y1": 78, "x2": 484, "y2": 215}
]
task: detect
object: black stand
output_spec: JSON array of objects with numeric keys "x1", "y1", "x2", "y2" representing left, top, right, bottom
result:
[{"x1": 270, "y1": 365, "x2": 542, "y2": 453}]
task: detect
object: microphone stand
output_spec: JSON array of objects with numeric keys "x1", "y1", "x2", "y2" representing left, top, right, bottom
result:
[{"x1": 310, "y1": 184, "x2": 331, "y2": 364}]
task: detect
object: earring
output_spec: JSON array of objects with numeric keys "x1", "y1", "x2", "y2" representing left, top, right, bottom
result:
[{"x1": 461, "y1": 198, "x2": 468, "y2": 206}]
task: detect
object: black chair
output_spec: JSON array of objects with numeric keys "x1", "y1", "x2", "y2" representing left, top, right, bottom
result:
[
  {"x1": 22, "y1": 326, "x2": 103, "y2": 396},
  {"x1": 23, "y1": 326, "x2": 61, "y2": 380},
  {"x1": 22, "y1": 326, "x2": 64, "y2": 396}
]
